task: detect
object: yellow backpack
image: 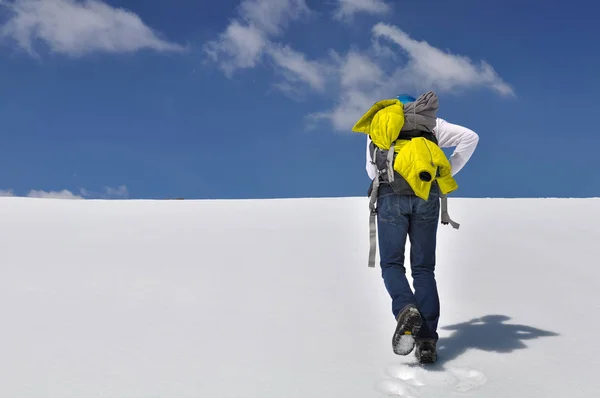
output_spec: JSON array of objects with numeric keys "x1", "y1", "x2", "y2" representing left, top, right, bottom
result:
[{"x1": 351, "y1": 91, "x2": 460, "y2": 268}]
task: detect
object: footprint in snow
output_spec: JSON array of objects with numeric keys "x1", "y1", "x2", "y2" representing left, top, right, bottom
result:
[
  {"x1": 375, "y1": 378, "x2": 419, "y2": 397},
  {"x1": 448, "y1": 367, "x2": 488, "y2": 392},
  {"x1": 376, "y1": 363, "x2": 487, "y2": 396}
]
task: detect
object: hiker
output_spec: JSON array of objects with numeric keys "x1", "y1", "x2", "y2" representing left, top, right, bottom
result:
[{"x1": 352, "y1": 92, "x2": 479, "y2": 363}]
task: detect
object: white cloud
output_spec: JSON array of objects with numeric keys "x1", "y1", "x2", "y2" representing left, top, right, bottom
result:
[
  {"x1": 267, "y1": 44, "x2": 328, "y2": 92},
  {"x1": 0, "y1": 185, "x2": 129, "y2": 199},
  {"x1": 309, "y1": 51, "x2": 387, "y2": 129},
  {"x1": 80, "y1": 185, "x2": 130, "y2": 199},
  {"x1": 207, "y1": 5, "x2": 514, "y2": 130},
  {"x1": 238, "y1": 0, "x2": 310, "y2": 35},
  {"x1": 0, "y1": 0, "x2": 186, "y2": 57},
  {"x1": 204, "y1": 0, "x2": 324, "y2": 95},
  {"x1": 373, "y1": 23, "x2": 514, "y2": 96},
  {"x1": 309, "y1": 88, "x2": 379, "y2": 133},
  {"x1": 27, "y1": 189, "x2": 83, "y2": 199},
  {"x1": 339, "y1": 51, "x2": 384, "y2": 88},
  {"x1": 204, "y1": 0, "x2": 310, "y2": 73},
  {"x1": 204, "y1": 21, "x2": 267, "y2": 75},
  {"x1": 0, "y1": 189, "x2": 15, "y2": 197},
  {"x1": 311, "y1": 24, "x2": 515, "y2": 131},
  {"x1": 334, "y1": 0, "x2": 391, "y2": 20},
  {"x1": 104, "y1": 185, "x2": 129, "y2": 199}
]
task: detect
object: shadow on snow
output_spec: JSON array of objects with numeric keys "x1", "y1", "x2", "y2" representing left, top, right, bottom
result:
[{"x1": 409, "y1": 314, "x2": 559, "y2": 369}]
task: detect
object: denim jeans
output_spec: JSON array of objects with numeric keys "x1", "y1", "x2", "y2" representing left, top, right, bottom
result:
[{"x1": 376, "y1": 182, "x2": 441, "y2": 340}]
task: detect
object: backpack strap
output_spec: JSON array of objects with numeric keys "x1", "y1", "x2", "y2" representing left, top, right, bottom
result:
[
  {"x1": 386, "y1": 143, "x2": 396, "y2": 182},
  {"x1": 366, "y1": 141, "x2": 396, "y2": 268},
  {"x1": 367, "y1": 144, "x2": 380, "y2": 268},
  {"x1": 368, "y1": 179, "x2": 380, "y2": 268},
  {"x1": 367, "y1": 143, "x2": 460, "y2": 268},
  {"x1": 441, "y1": 194, "x2": 460, "y2": 229}
]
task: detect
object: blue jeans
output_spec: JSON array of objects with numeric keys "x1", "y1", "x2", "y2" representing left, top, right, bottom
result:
[{"x1": 376, "y1": 183, "x2": 441, "y2": 340}]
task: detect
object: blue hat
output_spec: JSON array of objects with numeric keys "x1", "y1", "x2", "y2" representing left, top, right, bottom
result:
[{"x1": 397, "y1": 94, "x2": 416, "y2": 104}]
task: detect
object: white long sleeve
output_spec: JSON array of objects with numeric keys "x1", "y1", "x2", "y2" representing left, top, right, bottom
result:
[
  {"x1": 366, "y1": 136, "x2": 377, "y2": 180},
  {"x1": 434, "y1": 118, "x2": 479, "y2": 176},
  {"x1": 365, "y1": 117, "x2": 479, "y2": 179}
]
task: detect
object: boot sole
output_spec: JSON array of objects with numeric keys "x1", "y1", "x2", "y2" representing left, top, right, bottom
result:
[
  {"x1": 416, "y1": 349, "x2": 437, "y2": 364},
  {"x1": 392, "y1": 307, "x2": 422, "y2": 356}
]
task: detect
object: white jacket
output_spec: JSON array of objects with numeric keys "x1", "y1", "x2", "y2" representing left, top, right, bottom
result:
[{"x1": 366, "y1": 118, "x2": 479, "y2": 180}]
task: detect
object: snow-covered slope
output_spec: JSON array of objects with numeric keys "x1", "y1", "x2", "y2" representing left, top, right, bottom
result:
[{"x1": 0, "y1": 196, "x2": 598, "y2": 397}]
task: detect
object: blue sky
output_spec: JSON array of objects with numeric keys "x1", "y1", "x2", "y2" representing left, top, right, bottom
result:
[{"x1": 0, "y1": 0, "x2": 598, "y2": 199}]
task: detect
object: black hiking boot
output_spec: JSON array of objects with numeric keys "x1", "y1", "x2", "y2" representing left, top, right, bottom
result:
[
  {"x1": 392, "y1": 304, "x2": 422, "y2": 355},
  {"x1": 415, "y1": 339, "x2": 437, "y2": 364}
]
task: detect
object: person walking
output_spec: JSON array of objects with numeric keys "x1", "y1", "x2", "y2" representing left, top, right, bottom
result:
[{"x1": 353, "y1": 92, "x2": 479, "y2": 363}]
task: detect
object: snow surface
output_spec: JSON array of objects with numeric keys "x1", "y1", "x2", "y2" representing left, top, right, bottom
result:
[{"x1": 0, "y1": 196, "x2": 599, "y2": 397}]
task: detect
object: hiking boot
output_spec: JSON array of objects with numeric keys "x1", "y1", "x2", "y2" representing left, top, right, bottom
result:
[
  {"x1": 392, "y1": 304, "x2": 422, "y2": 355},
  {"x1": 415, "y1": 338, "x2": 437, "y2": 364}
]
